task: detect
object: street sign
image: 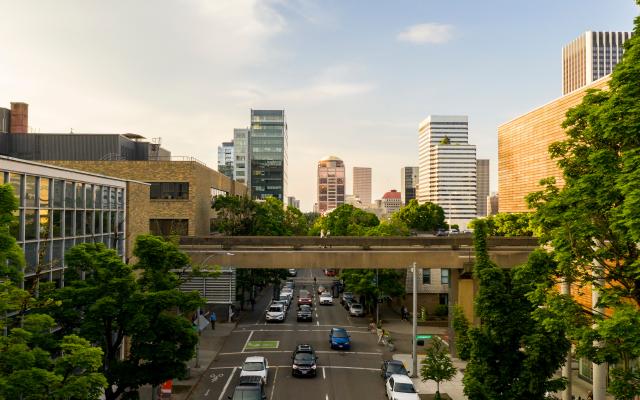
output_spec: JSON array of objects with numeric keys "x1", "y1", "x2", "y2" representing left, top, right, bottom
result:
[{"x1": 416, "y1": 334, "x2": 433, "y2": 340}]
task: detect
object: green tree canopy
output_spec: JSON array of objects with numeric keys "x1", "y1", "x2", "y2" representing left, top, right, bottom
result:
[
  {"x1": 420, "y1": 336, "x2": 457, "y2": 399},
  {"x1": 48, "y1": 236, "x2": 202, "y2": 400},
  {"x1": 392, "y1": 199, "x2": 446, "y2": 232},
  {"x1": 469, "y1": 212, "x2": 536, "y2": 237},
  {"x1": 0, "y1": 184, "x2": 25, "y2": 283}
]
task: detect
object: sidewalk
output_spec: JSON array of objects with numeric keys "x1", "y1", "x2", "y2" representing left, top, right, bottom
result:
[{"x1": 379, "y1": 304, "x2": 608, "y2": 400}]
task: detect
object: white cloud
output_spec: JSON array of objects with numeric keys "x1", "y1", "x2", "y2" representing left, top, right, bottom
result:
[{"x1": 397, "y1": 23, "x2": 454, "y2": 44}]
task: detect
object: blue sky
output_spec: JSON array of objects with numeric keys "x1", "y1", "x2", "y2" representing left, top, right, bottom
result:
[{"x1": 1, "y1": 0, "x2": 637, "y2": 211}]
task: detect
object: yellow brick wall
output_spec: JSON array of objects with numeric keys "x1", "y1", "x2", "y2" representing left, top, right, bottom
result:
[
  {"x1": 125, "y1": 181, "x2": 151, "y2": 261},
  {"x1": 498, "y1": 78, "x2": 610, "y2": 213}
]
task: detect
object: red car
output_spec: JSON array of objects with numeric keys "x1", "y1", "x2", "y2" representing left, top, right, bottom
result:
[{"x1": 297, "y1": 290, "x2": 313, "y2": 307}]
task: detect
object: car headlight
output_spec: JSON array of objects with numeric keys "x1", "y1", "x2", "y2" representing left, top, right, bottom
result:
[
  {"x1": 311, "y1": 365, "x2": 317, "y2": 369},
  {"x1": 292, "y1": 365, "x2": 299, "y2": 369}
]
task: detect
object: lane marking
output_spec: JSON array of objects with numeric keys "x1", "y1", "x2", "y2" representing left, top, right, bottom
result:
[
  {"x1": 322, "y1": 366, "x2": 326, "y2": 380},
  {"x1": 269, "y1": 367, "x2": 279, "y2": 400},
  {"x1": 316, "y1": 321, "x2": 320, "y2": 326},
  {"x1": 204, "y1": 389, "x2": 210, "y2": 396},
  {"x1": 217, "y1": 367, "x2": 237, "y2": 400},
  {"x1": 242, "y1": 330, "x2": 254, "y2": 353},
  {"x1": 219, "y1": 350, "x2": 382, "y2": 356},
  {"x1": 326, "y1": 395, "x2": 329, "y2": 400},
  {"x1": 211, "y1": 365, "x2": 380, "y2": 371}
]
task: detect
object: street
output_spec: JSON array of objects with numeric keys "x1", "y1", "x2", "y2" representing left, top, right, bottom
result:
[{"x1": 188, "y1": 268, "x2": 392, "y2": 400}]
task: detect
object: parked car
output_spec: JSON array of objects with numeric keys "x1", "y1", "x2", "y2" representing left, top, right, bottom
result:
[
  {"x1": 239, "y1": 356, "x2": 269, "y2": 385},
  {"x1": 285, "y1": 280, "x2": 295, "y2": 289},
  {"x1": 265, "y1": 304, "x2": 285, "y2": 322},
  {"x1": 381, "y1": 360, "x2": 409, "y2": 381},
  {"x1": 340, "y1": 292, "x2": 354, "y2": 305},
  {"x1": 288, "y1": 268, "x2": 297, "y2": 277},
  {"x1": 435, "y1": 229, "x2": 447, "y2": 237},
  {"x1": 273, "y1": 300, "x2": 288, "y2": 315},
  {"x1": 319, "y1": 292, "x2": 333, "y2": 305},
  {"x1": 329, "y1": 327, "x2": 351, "y2": 350},
  {"x1": 385, "y1": 374, "x2": 419, "y2": 400},
  {"x1": 343, "y1": 298, "x2": 354, "y2": 311},
  {"x1": 291, "y1": 344, "x2": 318, "y2": 377},
  {"x1": 297, "y1": 305, "x2": 313, "y2": 322},
  {"x1": 227, "y1": 376, "x2": 267, "y2": 400},
  {"x1": 279, "y1": 293, "x2": 292, "y2": 307},
  {"x1": 349, "y1": 303, "x2": 364, "y2": 317}
]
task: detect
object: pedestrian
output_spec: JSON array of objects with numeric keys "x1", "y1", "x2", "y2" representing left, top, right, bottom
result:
[
  {"x1": 250, "y1": 297, "x2": 256, "y2": 311},
  {"x1": 210, "y1": 311, "x2": 217, "y2": 330},
  {"x1": 401, "y1": 305, "x2": 408, "y2": 321}
]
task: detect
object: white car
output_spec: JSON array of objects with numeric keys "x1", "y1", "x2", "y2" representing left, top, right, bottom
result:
[
  {"x1": 240, "y1": 356, "x2": 269, "y2": 385},
  {"x1": 349, "y1": 303, "x2": 364, "y2": 317},
  {"x1": 385, "y1": 374, "x2": 419, "y2": 400},
  {"x1": 265, "y1": 304, "x2": 285, "y2": 322},
  {"x1": 319, "y1": 292, "x2": 333, "y2": 305}
]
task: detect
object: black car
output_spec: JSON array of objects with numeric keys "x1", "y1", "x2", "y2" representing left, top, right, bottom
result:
[
  {"x1": 228, "y1": 376, "x2": 267, "y2": 400},
  {"x1": 343, "y1": 298, "x2": 354, "y2": 310},
  {"x1": 292, "y1": 344, "x2": 318, "y2": 377},
  {"x1": 297, "y1": 305, "x2": 313, "y2": 322},
  {"x1": 340, "y1": 291, "x2": 354, "y2": 305},
  {"x1": 381, "y1": 360, "x2": 409, "y2": 381}
]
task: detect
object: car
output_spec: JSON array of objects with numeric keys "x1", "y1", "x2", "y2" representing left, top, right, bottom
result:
[
  {"x1": 265, "y1": 304, "x2": 285, "y2": 322},
  {"x1": 340, "y1": 292, "x2": 354, "y2": 305},
  {"x1": 317, "y1": 285, "x2": 326, "y2": 295},
  {"x1": 279, "y1": 293, "x2": 292, "y2": 307},
  {"x1": 291, "y1": 344, "x2": 318, "y2": 377},
  {"x1": 288, "y1": 268, "x2": 297, "y2": 276},
  {"x1": 239, "y1": 356, "x2": 269, "y2": 385},
  {"x1": 227, "y1": 376, "x2": 267, "y2": 400},
  {"x1": 435, "y1": 229, "x2": 448, "y2": 237},
  {"x1": 381, "y1": 360, "x2": 409, "y2": 381},
  {"x1": 285, "y1": 280, "x2": 295, "y2": 289},
  {"x1": 385, "y1": 374, "x2": 419, "y2": 400},
  {"x1": 273, "y1": 300, "x2": 288, "y2": 315},
  {"x1": 343, "y1": 298, "x2": 354, "y2": 311},
  {"x1": 297, "y1": 305, "x2": 313, "y2": 322},
  {"x1": 349, "y1": 303, "x2": 364, "y2": 317},
  {"x1": 450, "y1": 228, "x2": 460, "y2": 234},
  {"x1": 297, "y1": 290, "x2": 313, "y2": 307},
  {"x1": 319, "y1": 292, "x2": 333, "y2": 305},
  {"x1": 329, "y1": 327, "x2": 351, "y2": 350}
]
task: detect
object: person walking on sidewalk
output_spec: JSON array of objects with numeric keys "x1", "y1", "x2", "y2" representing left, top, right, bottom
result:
[
  {"x1": 401, "y1": 305, "x2": 409, "y2": 321},
  {"x1": 210, "y1": 311, "x2": 217, "y2": 330}
]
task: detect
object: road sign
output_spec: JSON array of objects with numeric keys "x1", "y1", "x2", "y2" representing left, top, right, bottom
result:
[{"x1": 416, "y1": 334, "x2": 433, "y2": 340}]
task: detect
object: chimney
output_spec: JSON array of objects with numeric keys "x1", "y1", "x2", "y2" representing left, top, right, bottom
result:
[{"x1": 10, "y1": 102, "x2": 28, "y2": 134}]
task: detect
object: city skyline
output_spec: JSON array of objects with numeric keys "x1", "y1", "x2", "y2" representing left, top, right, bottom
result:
[{"x1": 0, "y1": 1, "x2": 635, "y2": 211}]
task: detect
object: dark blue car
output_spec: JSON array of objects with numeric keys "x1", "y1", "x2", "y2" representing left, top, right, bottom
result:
[{"x1": 329, "y1": 327, "x2": 351, "y2": 350}]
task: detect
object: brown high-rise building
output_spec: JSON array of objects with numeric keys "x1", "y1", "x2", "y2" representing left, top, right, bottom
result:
[
  {"x1": 317, "y1": 156, "x2": 345, "y2": 213},
  {"x1": 476, "y1": 159, "x2": 490, "y2": 217},
  {"x1": 562, "y1": 31, "x2": 630, "y2": 95},
  {"x1": 498, "y1": 78, "x2": 610, "y2": 213},
  {"x1": 10, "y1": 102, "x2": 29, "y2": 134},
  {"x1": 352, "y1": 167, "x2": 372, "y2": 206}
]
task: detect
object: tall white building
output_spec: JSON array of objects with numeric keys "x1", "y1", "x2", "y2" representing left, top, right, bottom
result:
[
  {"x1": 233, "y1": 128, "x2": 249, "y2": 185},
  {"x1": 418, "y1": 115, "x2": 477, "y2": 229},
  {"x1": 562, "y1": 31, "x2": 631, "y2": 94},
  {"x1": 217, "y1": 141, "x2": 234, "y2": 179}
]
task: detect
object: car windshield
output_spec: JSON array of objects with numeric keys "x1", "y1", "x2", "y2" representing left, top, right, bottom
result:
[
  {"x1": 243, "y1": 362, "x2": 264, "y2": 371},
  {"x1": 232, "y1": 389, "x2": 262, "y2": 400},
  {"x1": 268, "y1": 306, "x2": 283, "y2": 312},
  {"x1": 332, "y1": 330, "x2": 348, "y2": 338},
  {"x1": 394, "y1": 383, "x2": 416, "y2": 393},
  {"x1": 351, "y1": 304, "x2": 362, "y2": 310},
  {"x1": 321, "y1": 293, "x2": 331, "y2": 297},
  {"x1": 343, "y1": 292, "x2": 353, "y2": 298},
  {"x1": 388, "y1": 363, "x2": 407, "y2": 374},
  {"x1": 299, "y1": 290, "x2": 309, "y2": 297},
  {"x1": 294, "y1": 353, "x2": 314, "y2": 362}
]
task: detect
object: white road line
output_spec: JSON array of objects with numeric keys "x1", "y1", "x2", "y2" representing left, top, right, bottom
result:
[
  {"x1": 269, "y1": 367, "x2": 279, "y2": 400},
  {"x1": 326, "y1": 395, "x2": 329, "y2": 400},
  {"x1": 219, "y1": 350, "x2": 382, "y2": 356},
  {"x1": 316, "y1": 320, "x2": 320, "y2": 326},
  {"x1": 242, "y1": 330, "x2": 254, "y2": 353},
  {"x1": 322, "y1": 367, "x2": 326, "y2": 379},
  {"x1": 211, "y1": 365, "x2": 380, "y2": 371},
  {"x1": 204, "y1": 389, "x2": 210, "y2": 396},
  {"x1": 218, "y1": 367, "x2": 237, "y2": 400}
]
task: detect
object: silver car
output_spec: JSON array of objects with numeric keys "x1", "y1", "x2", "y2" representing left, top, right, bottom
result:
[{"x1": 349, "y1": 303, "x2": 364, "y2": 317}]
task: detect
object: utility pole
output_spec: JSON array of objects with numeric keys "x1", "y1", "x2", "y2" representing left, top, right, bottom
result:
[
  {"x1": 412, "y1": 262, "x2": 418, "y2": 378},
  {"x1": 376, "y1": 268, "x2": 379, "y2": 327}
]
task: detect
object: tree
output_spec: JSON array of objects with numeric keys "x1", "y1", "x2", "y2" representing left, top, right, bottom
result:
[
  {"x1": 284, "y1": 206, "x2": 308, "y2": 235},
  {"x1": 461, "y1": 220, "x2": 569, "y2": 400},
  {"x1": 393, "y1": 199, "x2": 446, "y2": 232},
  {"x1": 451, "y1": 305, "x2": 472, "y2": 361},
  {"x1": 524, "y1": 5, "x2": 640, "y2": 398},
  {"x1": 49, "y1": 236, "x2": 202, "y2": 400},
  {"x1": 0, "y1": 184, "x2": 25, "y2": 283},
  {"x1": 469, "y1": 212, "x2": 535, "y2": 237},
  {"x1": 252, "y1": 197, "x2": 288, "y2": 236},
  {"x1": 340, "y1": 268, "x2": 405, "y2": 314},
  {"x1": 420, "y1": 336, "x2": 457, "y2": 400},
  {"x1": 211, "y1": 195, "x2": 256, "y2": 235},
  {"x1": 365, "y1": 219, "x2": 410, "y2": 236},
  {"x1": 322, "y1": 204, "x2": 379, "y2": 236}
]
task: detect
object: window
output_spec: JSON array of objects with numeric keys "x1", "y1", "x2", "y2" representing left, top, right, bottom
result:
[
  {"x1": 150, "y1": 219, "x2": 189, "y2": 236},
  {"x1": 441, "y1": 269, "x2": 450, "y2": 285},
  {"x1": 149, "y1": 182, "x2": 189, "y2": 200},
  {"x1": 422, "y1": 269, "x2": 431, "y2": 285}
]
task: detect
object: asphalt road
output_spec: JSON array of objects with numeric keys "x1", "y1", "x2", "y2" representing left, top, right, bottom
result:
[{"x1": 189, "y1": 268, "x2": 392, "y2": 400}]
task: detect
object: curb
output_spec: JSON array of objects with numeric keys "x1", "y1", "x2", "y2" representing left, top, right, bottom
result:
[{"x1": 183, "y1": 319, "x2": 239, "y2": 400}]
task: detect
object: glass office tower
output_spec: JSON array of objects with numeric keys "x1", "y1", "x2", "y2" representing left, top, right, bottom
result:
[{"x1": 249, "y1": 110, "x2": 287, "y2": 200}]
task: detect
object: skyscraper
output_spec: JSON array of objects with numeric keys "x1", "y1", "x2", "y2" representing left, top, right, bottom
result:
[
  {"x1": 562, "y1": 31, "x2": 631, "y2": 94},
  {"x1": 217, "y1": 141, "x2": 234, "y2": 179},
  {"x1": 249, "y1": 109, "x2": 287, "y2": 200},
  {"x1": 317, "y1": 156, "x2": 345, "y2": 213},
  {"x1": 418, "y1": 115, "x2": 476, "y2": 228},
  {"x1": 352, "y1": 167, "x2": 372, "y2": 206},
  {"x1": 401, "y1": 166, "x2": 419, "y2": 205},
  {"x1": 233, "y1": 128, "x2": 250, "y2": 185},
  {"x1": 476, "y1": 159, "x2": 490, "y2": 217}
]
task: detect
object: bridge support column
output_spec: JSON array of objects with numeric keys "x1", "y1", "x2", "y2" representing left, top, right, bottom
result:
[
  {"x1": 448, "y1": 268, "x2": 459, "y2": 358},
  {"x1": 412, "y1": 262, "x2": 418, "y2": 378},
  {"x1": 592, "y1": 278, "x2": 607, "y2": 400},
  {"x1": 561, "y1": 281, "x2": 572, "y2": 400}
]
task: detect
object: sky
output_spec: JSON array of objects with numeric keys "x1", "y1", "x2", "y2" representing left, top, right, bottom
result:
[{"x1": 1, "y1": 0, "x2": 637, "y2": 211}]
